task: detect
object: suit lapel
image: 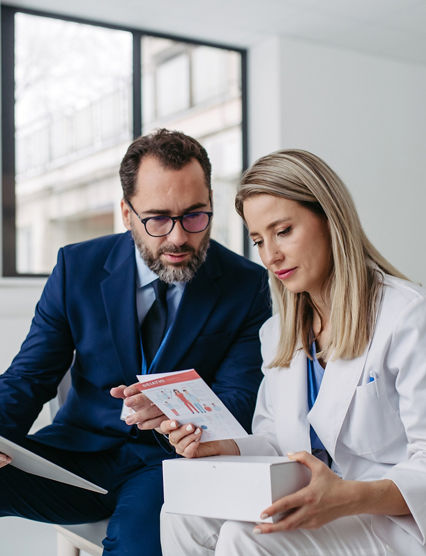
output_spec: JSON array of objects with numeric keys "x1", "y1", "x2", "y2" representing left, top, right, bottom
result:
[
  {"x1": 152, "y1": 246, "x2": 221, "y2": 373},
  {"x1": 101, "y1": 234, "x2": 141, "y2": 385},
  {"x1": 308, "y1": 345, "x2": 371, "y2": 458}
]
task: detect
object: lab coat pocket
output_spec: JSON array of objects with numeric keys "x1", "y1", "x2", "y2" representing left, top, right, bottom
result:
[{"x1": 341, "y1": 376, "x2": 404, "y2": 457}]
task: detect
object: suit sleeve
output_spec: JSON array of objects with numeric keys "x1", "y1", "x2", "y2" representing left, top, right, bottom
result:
[
  {"x1": 0, "y1": 249, "x2": 74, "y2": 440},
  {"x1": 382, "y1": 295, "x2": 426, "y2": 544},
  {"x1": 210, "y1": 271, "x2": 271, "y2": 432}
]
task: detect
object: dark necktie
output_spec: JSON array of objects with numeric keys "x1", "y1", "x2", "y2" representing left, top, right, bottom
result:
[{"x1": 141, "y1": 279, "x2": 168, "y2": 368}]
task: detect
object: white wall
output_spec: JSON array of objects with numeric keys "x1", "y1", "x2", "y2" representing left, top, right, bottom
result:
[
  {"x1": 0, "y1": 279, "x2": 45, "y2": 371},
  {"x1": 249, "y1": 36, "x2": 426, "y2": 284}
]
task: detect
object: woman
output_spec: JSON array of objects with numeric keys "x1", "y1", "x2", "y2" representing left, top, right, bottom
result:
[{"x1": 160, "y1": 149, "x2": 426, "y2": 555}]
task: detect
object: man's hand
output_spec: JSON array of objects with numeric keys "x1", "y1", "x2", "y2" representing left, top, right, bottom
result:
[
  {"x1": 110, "y1": 383, "x2": 167, "y2": 430},
  {"x1": 0, "y1": 452, "x2": 11, "y2": 469},
  {"x1": 160, "y1": 420, "x2": 240, "y2": 459}
]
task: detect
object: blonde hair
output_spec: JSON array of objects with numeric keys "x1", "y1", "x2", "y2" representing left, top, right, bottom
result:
[{"x1": 235, "y1": 149, "x2": 406, "y2": 367}]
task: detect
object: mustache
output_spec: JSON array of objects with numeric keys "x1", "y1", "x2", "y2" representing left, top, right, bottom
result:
[{"x1": 157, "y1": 243, "x2": 196, "y2": 256}]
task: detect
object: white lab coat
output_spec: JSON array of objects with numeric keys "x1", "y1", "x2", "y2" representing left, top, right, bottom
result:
[{"x1": 236, "y1": 274, "x2": 426, "y2": 554}]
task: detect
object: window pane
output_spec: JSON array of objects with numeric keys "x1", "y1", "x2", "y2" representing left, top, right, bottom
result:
[
  {"x1": 157, "y1": 54, "x2": 190, "y2": 117},
  {"x1": 141, "y1": 37, "x2": 243, "y2": 255},
  {"x1": 15, "y1": 13, "x2": 132, "y2": 274},
  {"x1": 192, "y1": 46, "x2": 240, "y2": 104}
]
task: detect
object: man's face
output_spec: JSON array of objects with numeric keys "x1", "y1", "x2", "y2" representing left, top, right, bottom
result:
[{"x1": 121, "y1": 156, "x2": 212, "y2": 283}]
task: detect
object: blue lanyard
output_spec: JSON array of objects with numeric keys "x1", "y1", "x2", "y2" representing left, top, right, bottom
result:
[
  {"x1": 307, "y1": 343, "x2": 328, "y2": 453},
  {"x1": 140, "y1": 325, "x2": 172, "y2": 374},
  {"x1": 307, "y1": 351, "x2": 319, "y2": 410}
]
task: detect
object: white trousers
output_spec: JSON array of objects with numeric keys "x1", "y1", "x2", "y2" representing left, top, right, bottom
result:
[{"x1": 160, "y1": 509, "x2": 393, "y2": 556}]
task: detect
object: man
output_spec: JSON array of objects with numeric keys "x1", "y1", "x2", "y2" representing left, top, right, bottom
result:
[{"x1": 0, "y1": 129, "x2": 271, "y2": 555}]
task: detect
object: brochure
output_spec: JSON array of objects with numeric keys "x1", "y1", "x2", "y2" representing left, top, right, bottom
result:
[{"x1": 136, "y1": 369, "x2": 248, "y2": 442}]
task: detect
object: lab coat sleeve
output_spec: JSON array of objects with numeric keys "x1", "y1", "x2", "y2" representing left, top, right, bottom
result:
[
  {"x1": 383, "y1": 295, "x2": 426, "y2": 544},
  {"x1": 235, "y1": 318, "x2": 282, "y2": 456}
]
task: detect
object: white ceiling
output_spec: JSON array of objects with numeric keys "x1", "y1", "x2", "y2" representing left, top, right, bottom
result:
[{"x1": 6, "y1": 0, "x2": 426, "y2": 65}]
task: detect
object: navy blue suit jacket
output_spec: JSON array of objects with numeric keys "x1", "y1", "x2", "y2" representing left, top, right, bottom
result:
[{"x1": 0, "y1": 233, "x2": 271, "y2": 459}]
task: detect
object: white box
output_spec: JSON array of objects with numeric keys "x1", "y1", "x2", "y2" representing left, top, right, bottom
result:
[{"x1": 163, "y1": 455, "x2": 311, "y2": 523}]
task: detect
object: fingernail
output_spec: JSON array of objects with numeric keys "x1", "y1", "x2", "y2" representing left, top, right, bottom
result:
[
  {"x1": 170, "y1": 421, "x2": 177, "y2": 428},
  {"x1": 260, "y1": 512, "x2": 269, "y2": 519},
  {"x1": 0, "y1": 454, "x2": 9, "y2": 462},
  {"x1": 186, "y1": 425, "x2": 193, "y2": 432},
  {"x1": 287, "y1": 451, "x2": 295, "y2": 456},
  {"x1": 253, "y1": 527, "x2": 262, "y2": 535},
  {"x1": 194, "y1": 428, "x2": 201, "y2": 435}
]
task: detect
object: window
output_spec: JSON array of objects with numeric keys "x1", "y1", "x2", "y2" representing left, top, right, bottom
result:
[
  {"x1": 1, "y1": 6, "x2": 247, "y2": 276},
  {"x1": 141, "y1": 37, "x2": 245, "y2": 255}
]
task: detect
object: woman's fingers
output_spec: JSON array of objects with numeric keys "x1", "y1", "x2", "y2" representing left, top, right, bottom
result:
[
  {"x1": 180, "y1": 434, "x2": 203, "y2": 458},
  {"x1": 159, "y1": 420, "x2": 202, "y2": 456},
  {"x1": 168, "y1": 423, "x2": 196, "y2": 444},
  {"x1": 287, "y1": 450, "x2": 323, "y2": 471},
  {"x1": 262, "y1": 488, "x2": 307, "y2": 520},
  {"x1": 255, "y1": 450, "x2": 350, "y2": 535},
  {"x1": 159, "y1": 419, "x2": 179, "y2": 435},
  {"x1": 170, "y1": 424, "x2": 202, "y2": 452}
]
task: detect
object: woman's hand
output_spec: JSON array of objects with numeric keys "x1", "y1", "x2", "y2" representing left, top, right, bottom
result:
[
  {"x1": 0, "y1": 452, "x2": 12, "y2": 469},
  {"x1": 159, "y1": 420, "x2": 240, "y2": 459},
  {"x1": 254, "y1": 451, "x2": 358, "y2": 534},
  {"x1": 254, "y1": 450, "x2": 410, "y2": 535}
]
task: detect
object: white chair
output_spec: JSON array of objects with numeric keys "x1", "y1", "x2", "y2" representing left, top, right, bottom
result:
[
  {"x1": 50, "y1": 371, "x2": 108, "y2": 556},
  {"x1": 55, "y1": 521, "x2": 106, "y2": 556}
]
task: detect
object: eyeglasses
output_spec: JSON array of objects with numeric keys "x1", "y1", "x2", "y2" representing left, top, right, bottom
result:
[{"x1": 126, "y1": 199, "x2": 213, "y2": 237}]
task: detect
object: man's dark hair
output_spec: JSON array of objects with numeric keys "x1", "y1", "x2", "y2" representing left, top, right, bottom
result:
[{"x1": 119, "y1": 128, "x2": 212, "y2": 199}]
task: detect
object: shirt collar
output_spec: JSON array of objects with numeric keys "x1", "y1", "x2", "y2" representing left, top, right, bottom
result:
[{"x1": 134, "y1": 246, "x2": 160, "y2": 289}]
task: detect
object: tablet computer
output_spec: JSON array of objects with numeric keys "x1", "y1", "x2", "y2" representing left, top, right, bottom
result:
[{"x1": 0, "y1": 435, "x2": 107, "y2": 494}]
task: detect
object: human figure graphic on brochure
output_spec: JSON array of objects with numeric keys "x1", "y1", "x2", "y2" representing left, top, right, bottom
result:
[
  {"x1": 163, "y1": 400, "x2": 179, "y2": 416},
  {"x1": 173, "y1": 389, "x2": 199, "y2": 414},
  {"x1": 182, "y1": 389, "x2": 206, "y2": 413}
]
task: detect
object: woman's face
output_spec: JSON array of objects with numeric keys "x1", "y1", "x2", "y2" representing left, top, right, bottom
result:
[{"x1": 243, "y1": 194, "x2": 332, "y2": 301}]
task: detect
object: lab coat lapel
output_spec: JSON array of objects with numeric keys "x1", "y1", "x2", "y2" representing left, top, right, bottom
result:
[
  {"x1": 308, "y1": 345, "x2": 371, "y2": 459},
  {"x1": 276, "y1": 349, "x2": 312, "y2": 453}
]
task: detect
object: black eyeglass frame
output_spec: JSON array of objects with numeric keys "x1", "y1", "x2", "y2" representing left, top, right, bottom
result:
[{"x1": 126, "y1": 199, "x2": 213, "y2": 237}]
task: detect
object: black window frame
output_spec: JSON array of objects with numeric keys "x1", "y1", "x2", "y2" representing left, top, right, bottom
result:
[{"x1": 1, "y1": 4, "x2": 249, "y2": 277}]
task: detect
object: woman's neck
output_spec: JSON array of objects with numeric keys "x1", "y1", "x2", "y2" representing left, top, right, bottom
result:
[{"x1": 311, "y1": 296, "x2": 331, "y2": 356}]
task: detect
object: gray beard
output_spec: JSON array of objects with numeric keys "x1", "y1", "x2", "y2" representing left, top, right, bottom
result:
[{"x1": 132, "y1": 229, "x2": 210, "y2": 283}]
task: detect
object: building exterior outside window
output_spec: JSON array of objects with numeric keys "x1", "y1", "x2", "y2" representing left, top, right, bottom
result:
[{"x1": 8, "y1": 10, "x2": 245, "y2": 275}]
